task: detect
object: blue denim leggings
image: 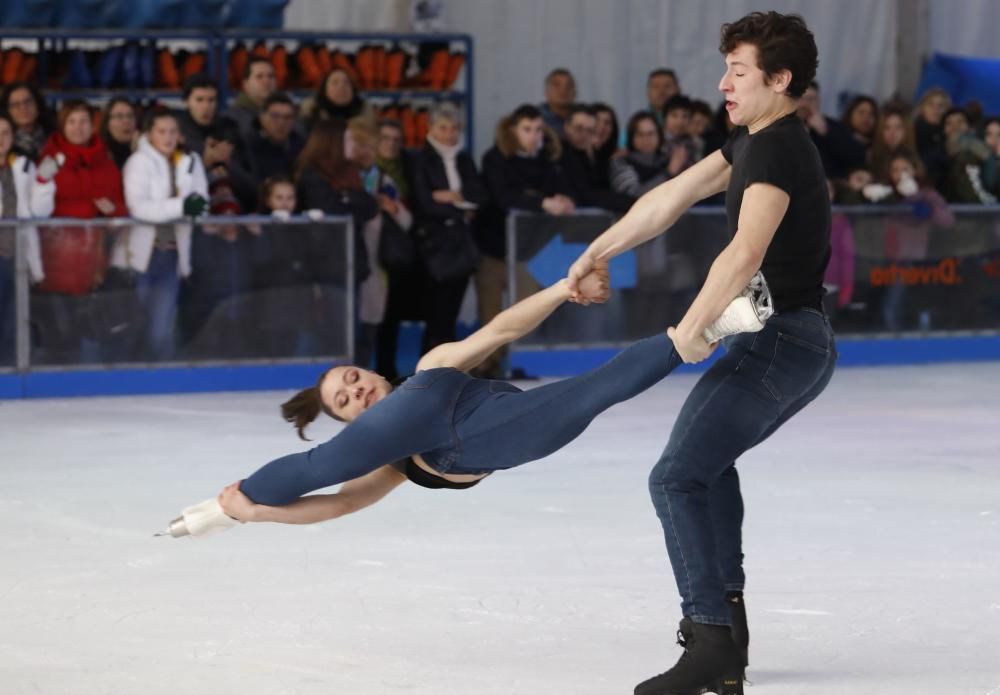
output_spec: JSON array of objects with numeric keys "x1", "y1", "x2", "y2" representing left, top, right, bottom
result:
[
  {"x1": 648, "y1": 308, "x2": 837, "y2": 625},
  {"x1": 445, "y1": 332, "x2": 683, "y2": 474}
]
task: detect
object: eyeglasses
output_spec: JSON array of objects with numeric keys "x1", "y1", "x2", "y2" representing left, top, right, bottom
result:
[
  {"x1": 109, "y1": 113, "x2": 135, "y2": 121},
  {"x1": 265, "y1": 111, "x2": 295, "y2": 121},
  {"x1": 7, "y1": 98, "x2": 35, "y2": 110}
]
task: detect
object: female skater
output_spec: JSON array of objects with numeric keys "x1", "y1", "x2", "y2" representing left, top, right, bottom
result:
[
  {"x1": 567, "y1": 11, "x2": 836, "y2": 695},
  {"x1": 217, "y1": 263, "x2": 685, "y2": 526}
]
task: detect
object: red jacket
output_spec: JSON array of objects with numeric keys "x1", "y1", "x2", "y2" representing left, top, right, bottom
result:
[{"x1": 36, "y1": 133, "x2": 127, "y2": 295}]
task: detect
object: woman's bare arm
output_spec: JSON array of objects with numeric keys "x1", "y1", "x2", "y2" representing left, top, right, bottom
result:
[
  {"x1": 415, "y1": 270, "x2": 608, "y2": 373},
  {"x1": 219, "y1": 465, "x2": 407, "y2": 524}
]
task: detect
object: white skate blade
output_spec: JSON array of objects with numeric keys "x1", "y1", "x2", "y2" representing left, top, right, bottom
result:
[{"x1": 160, "y1": 498, "x2": 240, "y2": 538}]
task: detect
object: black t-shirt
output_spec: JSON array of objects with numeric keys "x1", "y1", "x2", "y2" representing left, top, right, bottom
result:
[{"x1": 721, "y1": 113, "x2": 831, "y2": 312}]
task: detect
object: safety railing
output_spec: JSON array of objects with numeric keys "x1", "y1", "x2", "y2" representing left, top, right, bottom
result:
[
  {"x1": 504, "y1": 206, "x2": 1000, "y2": 350},
  {"x1": 0, "y1": 214, "x2": 354, "y2": 372}
]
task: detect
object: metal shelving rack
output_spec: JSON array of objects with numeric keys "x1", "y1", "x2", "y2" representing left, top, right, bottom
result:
[{"x1": 0, "y1": 29, "x2": 475, "y2": 150}]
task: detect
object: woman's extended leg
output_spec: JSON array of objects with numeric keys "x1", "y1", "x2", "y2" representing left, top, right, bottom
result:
[{"x1": 454, "y1": 332, "x2": 682, "y2": 471}]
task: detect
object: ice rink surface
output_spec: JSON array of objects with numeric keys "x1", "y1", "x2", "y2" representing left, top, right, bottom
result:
[{"x1": 1, "y1": 362, "x2": 999, "y2": 695}]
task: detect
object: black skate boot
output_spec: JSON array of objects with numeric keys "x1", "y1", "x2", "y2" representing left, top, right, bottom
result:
[
  {"x1": 634, "y1": 619, "x2": 744, "y2": 695},
  {"x1": 726, "y1": 591, "x2": 749, "y2": 675}
]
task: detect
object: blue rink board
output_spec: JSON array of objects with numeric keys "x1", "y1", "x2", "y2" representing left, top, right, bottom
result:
[{"x1": 0, "y1": 334, "x2": 997, "y2": 399}]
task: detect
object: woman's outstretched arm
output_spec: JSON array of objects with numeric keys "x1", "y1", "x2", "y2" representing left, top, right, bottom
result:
[
  {"x1": 220, "y1": 465, "x2": 406, "y2": 524},
  {"x1": 416, "y1": 270, "x2": 609, "y2": 373}
]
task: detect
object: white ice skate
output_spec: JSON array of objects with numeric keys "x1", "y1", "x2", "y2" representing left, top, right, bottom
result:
[
  {"x1": 703, "y1": 271, "x2": 774, "y2": 344},
  {"x1": 156, "y1": 497, "x2": 240, "y2": 538}
]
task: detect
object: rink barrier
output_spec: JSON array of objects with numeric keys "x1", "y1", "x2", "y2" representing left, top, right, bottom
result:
[
  {"x1": 2, "y1": 206, "x2": 1000, "y2": 398},
  {"x1": 503, "y1": 205, "x2": 1000, "y2": 368},
  {"x1": 1, "y1": 213, "x2": 354, "y2": 375}
]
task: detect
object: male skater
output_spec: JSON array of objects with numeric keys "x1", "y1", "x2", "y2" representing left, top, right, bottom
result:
[{"x1": 569, "y1": 11, "x2": 836, "y2": 695}]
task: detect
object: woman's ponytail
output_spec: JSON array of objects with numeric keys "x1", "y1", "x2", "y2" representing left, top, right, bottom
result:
[{"x1": 281, "y1": 386, "x2": 322, "y2": 441}]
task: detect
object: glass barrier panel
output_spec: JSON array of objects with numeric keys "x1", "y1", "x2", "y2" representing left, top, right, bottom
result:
[
  {"x1": 26, "y1": 216, "x2": 353, "y2": 368},
  {"x1": 507, "y1": 206, "x2": 1000, "y2": 349}
]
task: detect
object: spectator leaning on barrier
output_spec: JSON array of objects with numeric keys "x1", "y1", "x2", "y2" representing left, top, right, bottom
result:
[
  {"x1": 406, "y1": 102, "x2": 488, "y2": 364},
  {"x1": 300, "y1": 68, "x2": 373, "y2": 131},
  {"x1": 868, "y1": 105, "x2": 918, "y2": 183},
  {"x1": 841, "y1": 94, "x2": 879, "y2": 153},
  {"x1": 913, "y1": 87, "x2": 951, "y2": 191},
  {"x1": 941, "y1": 107, "x2": 997, "y2": 204},
  {"x1": 662, "y1": 95, "x2": 698, "y2": 179},
  {"x1": 36, "y1": 100, "x2": 126, "y2": 297},
  {"x1": 477, "y1": 103, "x2": 574, "y2": 378},
  {"x1": 225, "y1": 56, "x2": 277, "y2": 144},
  {"x1": 646, "y1": 68, "x2": 680, "y2": 126},
  {"x1": 178, "y1": 73, "x2": 221, "y2": 157},
  {"x1": 100, "y1": 98, "x2": 138, "y2": 170},
  {"x1": 559, "y1": 104, "x2": 633, "y2": 214},
  {"x1": 32, "y1": 100, "x2": 126, "y2": 364},
  {"x1": 371, "y1": 117, "x2": 417, "y2": 379},
  {"x1": 539, "y1": 68, "x2": 577, "y2": 137},
  {"x1": 0, "y1": 81, "x2": 54, "y2": 162},
  {"x1": 0, "y1": 112, "x2": 55, "y2": 362},
  {"x1": 183, "y1": 141, "x2": 258, "y2": 359},
  {"x1": 119, "y1": 108, "x2": 208, "y2": 360},
  {"x1": 345, "y1": 115, "x2": 414, "y2": 370},
  {"x1": 876, "y1": 151, "x2": 954, "y2": 332},
  {"x1": 295, "y1": 119, "x2": 378, "y2": 287},
  {"x1": 797, "y1": 81, "x2": 867, "y2": 179},
  {"x1": 244, "y1": 92, "x2": 304, "y2": 184},
  {"x1": 610, "y1": 111, "x2": 669, "y2": 197}
]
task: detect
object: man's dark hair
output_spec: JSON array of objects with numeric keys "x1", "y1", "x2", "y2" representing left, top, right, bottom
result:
[
  {"x1": 510, "y1": 103, "x2": 544, "y2": 123},
  {"x1": 243, "y1": 56, "x2": 273, "y2": 82},
  {"x1": 182, "y1": 73, "x2": 219, "y2": 100},
  {"x1": 719, "y1": 11, "x2": 818, "y2": 98},
  {"x1": 545, "y1": 68, "x2": 574, "y2": 85},
  {"x1": 140, "y1": 105, "x2": 177, "y2": 133},
  {"x1": 566, "y1": 103, "x2": 596, "y2": 122},
  {"x1": 263, "y1": 92, "x2": 295, "y2": 111},
  {"x1": 809, "y1": 80, "x2": 820, "y2": 92},
  {"x1": 647, "y1": 68, "x2": 678, "y2": 84},
  {"x1": 663, "y1": 94, "x2": 693, "y2": 116},
  {"x1": 208, "y1": 116, "x2": 241, "y2": 144}
]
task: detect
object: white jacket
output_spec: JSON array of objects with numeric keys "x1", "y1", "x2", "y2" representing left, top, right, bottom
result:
[
  {"x1": 116, "y1": 135, "x2": 208, "y2": 276},
  {"x1": 0, "y1": 154, "x2": 56, "y2": 283}
]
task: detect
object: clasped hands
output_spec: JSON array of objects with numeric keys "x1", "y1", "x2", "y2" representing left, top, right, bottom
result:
[{"x1": 566, "y1": 254, "x2": 610, "y2": 305}]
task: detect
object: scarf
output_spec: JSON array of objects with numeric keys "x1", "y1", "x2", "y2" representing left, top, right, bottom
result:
[
  {"x1": 375, "y1": 155, "x2": 410, "y2": 202},
  {"x1": 427, "y1": 134, "x2": 462, "y2": 192}
]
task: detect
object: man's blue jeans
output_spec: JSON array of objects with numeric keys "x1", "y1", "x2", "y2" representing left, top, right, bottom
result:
[{"x1": 648, "y1": 308, "x2": 837, "y2": 625}]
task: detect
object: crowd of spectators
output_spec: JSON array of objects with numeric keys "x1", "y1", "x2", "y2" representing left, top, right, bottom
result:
[{"x1": 1, "y1": 62, "x2": 997, "y2": 369}]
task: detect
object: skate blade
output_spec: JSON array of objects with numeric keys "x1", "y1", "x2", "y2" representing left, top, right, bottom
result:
[{"x1": 711, "y1": 676, "x2": 744, "y2": 695}]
